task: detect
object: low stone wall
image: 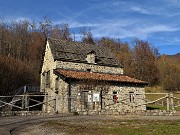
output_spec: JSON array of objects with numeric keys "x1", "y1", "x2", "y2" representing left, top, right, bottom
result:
[
  {"x1": 78, "y1": 110, "x2": 176, "y2": 116},
  {"x1": 0, "y1": 111, "x2": 47, "y2": 116},
  {"x1": 0, "y1": 110, "x2": 177, "y2": 117},
  {"x1": 144, "y1": 110, "x2": 176, "y2": 116}
]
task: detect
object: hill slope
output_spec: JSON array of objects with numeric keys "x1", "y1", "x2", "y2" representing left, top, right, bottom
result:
[{"x1": 167, "y1": 53, "x2": 180, "y2": 62}]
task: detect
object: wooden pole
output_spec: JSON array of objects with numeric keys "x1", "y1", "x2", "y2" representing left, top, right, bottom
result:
[
  {"x1": 170, "y1": 93, "x2": 174, "y2": 111},
  {"x1": 162, "y1": 99, "x2": 164, "y2": 106},
  {"x1": 166, "y1": 93, "x2": 169, "y2": 111},
  {"x1": 25, "y1": 95, "x2": 29, "y2": 111},
  {"x1": 22, "y1": 95, "x2": 24, "y2": 110},
  {"x1": 25, "y1": 95, "x2": 27, "y2": 110}
]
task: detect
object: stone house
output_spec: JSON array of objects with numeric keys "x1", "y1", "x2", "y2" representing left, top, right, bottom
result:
[{"x1": 40, "y1": 38, "x2": 148, "y2": 115}]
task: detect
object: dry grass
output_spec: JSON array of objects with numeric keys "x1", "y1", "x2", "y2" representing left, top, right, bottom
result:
[
  {"x1": 38, "y1": 119, "x2": 180, "y2": 135},
  {"x1": 145, "y1": 86, "x2": 165, "y2": 93}
]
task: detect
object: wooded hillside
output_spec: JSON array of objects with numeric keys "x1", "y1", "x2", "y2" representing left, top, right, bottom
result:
[{"x1": 0, "y1": 19, "x2": 179, "y2": 95}]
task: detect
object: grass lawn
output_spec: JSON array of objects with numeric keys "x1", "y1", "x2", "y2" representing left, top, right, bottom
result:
[{"x1": 43, "y1": 119, "x2": 180, "y2": 135}]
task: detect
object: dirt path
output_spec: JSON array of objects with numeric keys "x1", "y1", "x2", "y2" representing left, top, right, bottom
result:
[{"x1": 1, "y1": 115, "x2": 180, "y2": 135}]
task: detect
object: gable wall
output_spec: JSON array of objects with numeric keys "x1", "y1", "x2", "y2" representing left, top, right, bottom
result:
[{"x1": 40, "y1": 41, "x2": 57, "y2": 95}]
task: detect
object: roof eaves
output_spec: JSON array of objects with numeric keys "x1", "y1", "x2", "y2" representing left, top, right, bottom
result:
[{"x1": 55, "y1": 69, "x2": 148, "y2": 85}]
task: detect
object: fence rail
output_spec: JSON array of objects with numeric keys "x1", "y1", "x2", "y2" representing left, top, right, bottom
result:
[
  {"x1": 145, "y1": 93, "x2": 180, "y2": 111},
  {"x1": 103, "y1": 92, "x2": 180, "y2": 111},
  {"x1": 0, "y1": 94, "x2": 55, "y2": 112},
  {"x1": 0, "y1": 92, "x2": 180, "y2": 113}
]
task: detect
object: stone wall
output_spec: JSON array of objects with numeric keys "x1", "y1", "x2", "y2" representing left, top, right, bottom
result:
[
  {"x1": 40, "y1": 41, "x2": 59, "y2": 113},
  {"x1": 61, "y1": 80, "x2": 146, "y2": 115},
  {"x1": 78, "y1": 110, "x2": 176, "y2": 116},
  {"x1": 56, "y1": 79, "x2": 69, "y2": 113},
  {"x1": 0, "y1": 110, "x2": 177, "y2": 116},
  {"x1": 56, "y1": 61, "x2": 123, "y2": 74},
  {"x1": 69, "y1": 81, "x2": 109, "y2": 113},
  {"x1": 0, "y1": 111, "x2": 46, "y2": 116},
  {"x1": 44, "y1": 74, "x2": 146, "y2": 115},
  {"x1": 40, "y1": 41, "x2": 57, "y2": 93},
  {"x1": 144, "y1": 110, "x2": 176, "y2": 116},
  {"x1": 42, "y1": 78, "x2": 70, "y2": 114},
  {"x1": 104, "y1": 84, "x2": 146, "y2": 113}
]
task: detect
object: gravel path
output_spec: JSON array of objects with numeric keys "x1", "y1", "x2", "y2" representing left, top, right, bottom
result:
[{"x1": 1, "y1": 114, "x2": 180, "y2": 135}]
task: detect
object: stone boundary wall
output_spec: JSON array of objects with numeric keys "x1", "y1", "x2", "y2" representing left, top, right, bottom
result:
[
  {"x1": 0, "y1": 110, "x2": 178, "y2": 116},
  {"x1": 143, "y1": 110, "x2": 176, "y2": 116},
  {"x1": 78, "y1": 110, "x2": 177, "y2": 116},
  {"x1": 0, "y1": 111, "x2": 46, "y2": 116}
]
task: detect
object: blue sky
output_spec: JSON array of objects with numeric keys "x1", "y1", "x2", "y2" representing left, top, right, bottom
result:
[{"x1": 0, "y1": 0, "x2": 180, "y2": 55}]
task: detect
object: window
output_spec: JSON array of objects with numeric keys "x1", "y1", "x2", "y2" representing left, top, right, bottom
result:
[
  {"x1": 86, "y1": 51, "x2": 96, "y2": 64},
  {"x1": 113, "y1": 91, "x2": 118, "y2": 103},
  {"x1": 41, "y1": 72, "x2": 46, "y2": 91},
  {"x1": 55, "y1": 77, "x2": 59, "y2": 94},
  {"x1": 46, "y1": 71, "x2": 50, "y2": 88},
  {"x1": 129, "y1": 92, "x2": 135, "y2": 103}
]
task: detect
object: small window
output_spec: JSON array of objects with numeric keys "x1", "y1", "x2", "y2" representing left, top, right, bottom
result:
[
  {"x1": 55, "y1": 77, "x2": 59, "y2": 93},
  {"x1": 129, "y1": 92, "x2": 135, "y2": 103},
  {"x1": 113, "y1": 91, "x2": 118, "y2": 103},
  {"x1": 87, "y1": 69, "x2": 91, "y2": 72},
  {"x1": 46, "y1": 71, "x2": 50, "y2": 88},
  {"x1": 95, "y1": 57, "x2": 99, "y2": 63},
  {"x1": 86, "y1": 51, "x2": 96, "y2": 64}
]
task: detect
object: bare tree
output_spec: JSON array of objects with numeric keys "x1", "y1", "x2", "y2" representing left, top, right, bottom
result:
[
  {"x1": 157, "y1": 55, "x2": 180, "y2": 91},
  {"x1": 80, "y1": 27, "x2": 95, "y2": 44},
  {"x1": 51, "y1": 23, "x2": 72, "y2": 41},
  {"x1": 131, "y1": 39, "x2": 159, "y2": 85},
  {"x1": 39, "y1": 17, "x2": 52, "y2": 37}
]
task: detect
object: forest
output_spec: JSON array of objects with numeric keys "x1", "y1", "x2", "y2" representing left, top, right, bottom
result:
[{"x1": 0, "y1": 18, "x2": 179, "y2": 95}]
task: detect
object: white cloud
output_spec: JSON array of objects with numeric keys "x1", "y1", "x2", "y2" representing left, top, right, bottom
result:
[
  {"x1": 91, "y1": 22, "x2": 180, "y2": 40},
  {"x1": 53, "y1": 20, "x2": 101, "y2": 28},
  {"x1": 130, "y1": 6, "x2": 151, "y2": 15},
  {"x1": 13, "y1": 17, "x2": 31, "y2": 22},
  {"x1": 141, "y1": 25, "x2": 178, "y2": 33},
  {"x1": 167, "y1": 0, "x2": 180, "y2": 4},
  {"x1": 0, "y1": 16, "x2": 32, "y2": 23},
  {"x1": 160, "y1": 36, "x2": 180, "y2": 45}
]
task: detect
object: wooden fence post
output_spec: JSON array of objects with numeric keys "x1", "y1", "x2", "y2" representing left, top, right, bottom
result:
[
  {"x1": 25, "y1": 95, "x2": 29, "y2": 111},
  {"x1": 170, "y1": 93, "x2": 174, "y2": 111},
  {"x1": 22, "y1": 95, "x2": 24, "y2": 110},
  {"x1": 166, "y1": 93, "x2": 169, "y2": 111}
]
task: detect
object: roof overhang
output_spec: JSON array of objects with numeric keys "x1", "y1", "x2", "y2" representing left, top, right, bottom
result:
[{"x1": 54, "y1": 69, "x2": 148, "y2": 85}]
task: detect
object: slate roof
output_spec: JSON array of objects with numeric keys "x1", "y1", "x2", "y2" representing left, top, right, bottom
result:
[
  {"x1": 55, "y1": 69, "x2": 148, "y2": 85},
  {"x1": 48, "y1": 38, "x2": 122, "y2": 67}
]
